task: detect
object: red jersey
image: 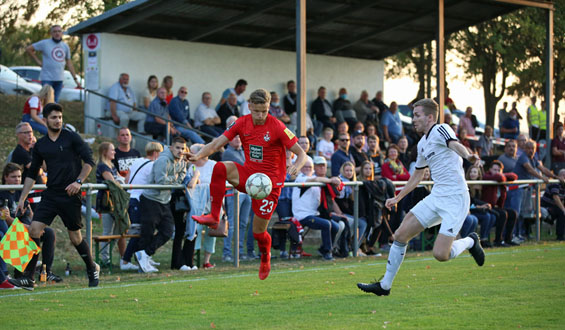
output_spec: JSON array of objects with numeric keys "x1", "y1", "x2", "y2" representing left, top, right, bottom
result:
[
  {"x1": 223, "y1": 114, "x2": 298, "y2": 187},
  {"x1": 23, "y1": 96, "x2": 42, "y2": 115}
]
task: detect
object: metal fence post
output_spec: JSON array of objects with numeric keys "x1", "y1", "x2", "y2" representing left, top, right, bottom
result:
[
  {"x1": 85, "y1": 186, "x2": 93, "y2": 250},
  {"x1": 166, "y1": 124, "x2": 171, "y2": 145},
  {"x1": 535, "y1": 181, "x2": 541, "y2": 241},
  {"x1": 234, "y1": 190, "x2": 240, "y2": 268},
  {"x1": 353, "y1": 184, "x2": 359, "y2": 257}
]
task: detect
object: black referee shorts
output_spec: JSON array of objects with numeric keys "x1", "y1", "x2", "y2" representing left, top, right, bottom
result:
[{"x1": 33, "y1": 189, "x2": 83, "y2": 231}]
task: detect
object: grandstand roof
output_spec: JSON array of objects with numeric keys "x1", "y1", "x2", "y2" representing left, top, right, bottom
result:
[{"x1": 68, "y1": 0, "x2": 552, "y2": 60}]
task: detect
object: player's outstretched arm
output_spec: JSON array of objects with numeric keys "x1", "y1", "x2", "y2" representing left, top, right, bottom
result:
[
  {"x1": 287, "y1": 142, "x2": 307, "y2": 176},
  {"x1": 385, "y1": 168, "x2": 425, "y2": 210},
  {"x1": 448, "y1": 140, "x2": 481, "y2": 166},
  {"x1": 189, "y1": 135, "x2": 229, "y2": 162}
]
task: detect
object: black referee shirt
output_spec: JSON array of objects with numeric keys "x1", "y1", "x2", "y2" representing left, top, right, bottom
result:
[
  {"x1": 27, "y1": 129, "x2": 95, "y2": 191},
  {"x1": 11, "y1": 144, "x2": 43, "y2": 182}
]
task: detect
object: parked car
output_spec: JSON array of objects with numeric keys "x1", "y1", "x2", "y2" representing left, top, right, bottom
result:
[
  {"x1": 0, "y1": 65, "x2": 41, "y2": 95},
  {"x1": 10, "y1": 66, "x2": 84, "y2": 101}
]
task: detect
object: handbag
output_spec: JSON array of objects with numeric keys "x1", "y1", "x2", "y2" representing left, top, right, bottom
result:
[
  {"x1": 208, "y1": 215, "x2": 229, "y2": 237},
  {"x1": 96, "y1": 190, "x2": 114, "y2": 213},
  {"x1": 172, "y1": 189, "x2": 190, "y2": 212}
]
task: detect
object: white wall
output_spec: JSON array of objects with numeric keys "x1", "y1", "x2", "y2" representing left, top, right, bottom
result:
[{"x1": 84, "y1": 32, "x2": 384, "y2": 133}]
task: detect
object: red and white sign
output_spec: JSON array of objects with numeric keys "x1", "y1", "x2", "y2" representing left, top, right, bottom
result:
[{"x1": 84, "y1": 33, "x2": 100, "y2": 51}]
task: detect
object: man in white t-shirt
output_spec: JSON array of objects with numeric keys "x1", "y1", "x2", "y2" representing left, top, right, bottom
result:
[
  {"x1": 121, "y1": 142, "x2": 163, "y2": 271},
  {"x1": 26, "y1": 24, "x2": 79, "y2": 102},
  {"x1": 292, "y1": 158, "x2": 342, "y2": 261},
  {"x1": 358, "y1": 98, "x2": 485, "y2": 296}
]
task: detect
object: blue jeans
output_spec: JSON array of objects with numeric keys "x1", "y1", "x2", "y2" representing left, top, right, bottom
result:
[
  {"x1": 22, "y1": 113, "x2": 47, "y2": 135},
  {"x1": 275, "y1": 199, "x2": 292, "y2": 219},
  {"x1": 507, "y1": 188, "x2": 526, "y2": 237},
  {"x1": 247, "y1": 213, "x2": 256, "y2": 254},
  {"x1": 339, "y1": 214, "x2": 368, "y2": 247},
  {"x1": 223, "y1": 191, "x2": 253, "y2": 257},
  {"x1": 123, "y1": 198, "x2": 141, "y2": 262},
  {"x1": 299, "y1": 215, "x2": 338, "y2": 253},
  {"x1": 473, "y1": 211, "x2": 496, "y2": 240},
  {"x1": 504, "y1": 188, "x2": 522, "y2": 214},
  {"x1": 175, "y1": 125, "x2": 205, "y2": 144},
  {"x1": 42, "y1": 80, "x2": 63, "y2": 102},
  {"x1": 313, "y1": 119, "x2": 323, "y2": 137},
  {"x1": 459, "y1": 215, "x2": 478, "y2": 238}
]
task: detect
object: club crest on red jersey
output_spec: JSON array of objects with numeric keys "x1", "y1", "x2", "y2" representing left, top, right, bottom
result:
[{"x1": 264, "y1": 131, "x2": 271, "y2": 142}]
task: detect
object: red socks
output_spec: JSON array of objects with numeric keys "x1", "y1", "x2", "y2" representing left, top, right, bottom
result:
[
  {"x1": 210, "y1": 162, "x2": 227, "y2": 219},
  {"x1": 253, "y1": 231, "x2": 272, "y2": 254}
]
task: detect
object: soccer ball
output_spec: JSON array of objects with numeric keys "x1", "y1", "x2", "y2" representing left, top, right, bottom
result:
[{"x1": 245, "y1": 173, "x2": 272, "y2": 200}]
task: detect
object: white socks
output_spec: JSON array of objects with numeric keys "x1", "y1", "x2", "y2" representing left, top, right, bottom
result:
[
  {"x1": 380, "y1": 237, "x2": 474, "y2": 290},
  {"x1": 380, "y1": 241, "x2": 407, "y2": 290},
  {"x1": 449, "y1": 237, "x2": 474, "y2": 259}
]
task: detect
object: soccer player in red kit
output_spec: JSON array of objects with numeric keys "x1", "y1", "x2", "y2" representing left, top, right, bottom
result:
[{"x1": 189, "y1": 89, "x2": 307, "y2": 280}]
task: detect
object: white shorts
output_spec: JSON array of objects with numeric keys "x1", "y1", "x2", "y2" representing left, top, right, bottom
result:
[{"x1": 410, "y1": 192, "x2": 470, "y2": 237}]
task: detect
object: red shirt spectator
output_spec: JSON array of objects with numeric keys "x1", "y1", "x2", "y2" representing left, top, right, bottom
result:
[
  {"x1": 382, "y1": 145, "x2": 410, "y2": 195},
  {"x1": 162, "y1": 75, "x2": 174, "y2": 104},
  {"x1": 551, "y1": 123, "x2": 565, "y2": 163},
  {"x1": 482, "y1": 166, "x2": 517, "y2": 208}
]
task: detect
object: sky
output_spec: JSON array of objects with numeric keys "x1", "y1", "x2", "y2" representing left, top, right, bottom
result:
[{"x1": 4, "y1": 0, "x2": 562, "y2": 132}]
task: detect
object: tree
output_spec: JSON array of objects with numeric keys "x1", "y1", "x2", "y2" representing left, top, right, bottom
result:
[
  {"x1": 386, "y1": 41, "x2": 434, "y2": 102},
  {"x1": 451, "y1": 15, "x2": 527, "y2": 128},
  {"x1": 507, "y1": 3, "x2": 565, "y2": 117}
]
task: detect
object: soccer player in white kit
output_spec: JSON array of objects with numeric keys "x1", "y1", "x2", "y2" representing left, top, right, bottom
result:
[{"x1": 357, "y1": 98, "x2": 485, "y2": 296}]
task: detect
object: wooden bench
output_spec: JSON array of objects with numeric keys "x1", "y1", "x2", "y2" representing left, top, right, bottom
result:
[{"x1": 93, "y1": 234, "x2": 140, "y2": 273}]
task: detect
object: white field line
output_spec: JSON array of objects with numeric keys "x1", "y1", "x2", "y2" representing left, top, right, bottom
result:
[{"x1": 1, "y1": 246, "x2": 563, "y2": 299}]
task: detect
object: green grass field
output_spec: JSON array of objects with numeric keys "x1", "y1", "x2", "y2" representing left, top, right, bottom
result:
[{"x1": 1, "y1": 242, "x2": 564, "y2": 329}]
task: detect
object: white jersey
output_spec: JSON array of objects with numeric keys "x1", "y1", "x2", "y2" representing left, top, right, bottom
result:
[{"x1": 415, "y1": 123, "x2": 467, "y2": 196}]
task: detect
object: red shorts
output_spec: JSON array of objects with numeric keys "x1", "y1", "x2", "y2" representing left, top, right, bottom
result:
[{"x1": 233, "y1": 163, "x2": 281, "y2": 220}]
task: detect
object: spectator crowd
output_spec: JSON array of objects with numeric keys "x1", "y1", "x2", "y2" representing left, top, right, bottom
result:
[{"x1": 3, "y1": 71, "x2": 565, "y2": 290}]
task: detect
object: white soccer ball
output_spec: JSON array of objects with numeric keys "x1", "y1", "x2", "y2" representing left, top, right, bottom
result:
[{"x1": 245, "y1": 173, "x2": 272, "y2": 200}]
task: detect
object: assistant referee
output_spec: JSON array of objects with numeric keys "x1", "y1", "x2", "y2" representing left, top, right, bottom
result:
[{"x1": 10, "y1": 103, "x2": 99, "y2": 290}]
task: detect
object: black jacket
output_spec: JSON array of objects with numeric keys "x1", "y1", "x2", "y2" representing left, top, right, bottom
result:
[
  {"x1": 360, "y1": 178, "x2": 395, "y2": 228},
  {"x1": 311, "y1": 97, "x2": 334, "y2": 123},
  {"x1": 283, "y1": 93, "x2": 296, "y2": 115},
  {"x1": 217, "y1": 103, "x2": 239, "y2": 129}
]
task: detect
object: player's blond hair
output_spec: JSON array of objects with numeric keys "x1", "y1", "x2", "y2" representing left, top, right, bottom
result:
[
  {"x1": 249, "y1": 89, "x2": 271, "y2": 105},
  {"x1": 413, "y1": 98, "x2": 438, "y2": 120}
]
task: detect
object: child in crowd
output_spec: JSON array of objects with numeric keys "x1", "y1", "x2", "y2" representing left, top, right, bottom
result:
[{"x1": 317, "y1": 127, "x2": 335, "y2": 161}]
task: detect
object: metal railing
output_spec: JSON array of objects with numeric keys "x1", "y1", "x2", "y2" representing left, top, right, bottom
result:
[
  {"x1": 85, "y1": 114, "x2": 159, "y2": 145},
  {"x1": 0, "y1": 179, "x2": 557, "y2": 268},
  {"x1": 83, "y1": 89, "x2": 215, "y2": 145}
]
